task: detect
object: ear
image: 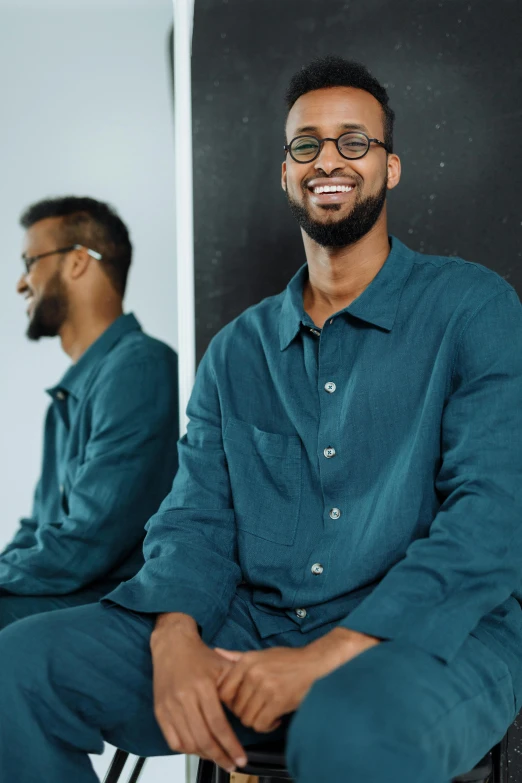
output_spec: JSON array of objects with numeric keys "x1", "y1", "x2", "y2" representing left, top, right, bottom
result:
[
  {"x1": 67, "y1": 246, "x2": 92, "y2": 281},
  {"x1": 281, "y1": 160, "x2": 287, "y2": 192},
  {"x1": 386, "y1": 153, "x2": 401, "y2": 191}
]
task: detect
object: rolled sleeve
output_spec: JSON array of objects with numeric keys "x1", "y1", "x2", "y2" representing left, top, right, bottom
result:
[{"x1": 341, "y1": 289, "x2": 522, "y2": 662}]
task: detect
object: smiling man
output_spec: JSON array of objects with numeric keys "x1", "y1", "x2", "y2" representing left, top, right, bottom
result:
[
  {"x1": 0, "y1": 59, "x2": 521, "y2": 783},
  {"x1": 0, "y1": 196, "x2": 179, "y2": 628}
]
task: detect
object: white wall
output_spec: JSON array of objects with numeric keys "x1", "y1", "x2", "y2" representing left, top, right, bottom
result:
[{"x1": 0, "y1": 1, "x2": 185, "y2": 780}]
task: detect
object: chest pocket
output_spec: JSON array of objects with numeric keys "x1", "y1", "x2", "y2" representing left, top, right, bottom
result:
[{"x1": 223, "y1": 418, "x2": 302, "y2": 546}]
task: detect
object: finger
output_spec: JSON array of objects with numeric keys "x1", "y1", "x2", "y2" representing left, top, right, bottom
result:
[
  {"x1": 202, "y1": 688, "x2": 248, "y2": 769},
  {"x1": 231, "y1": 679, "x2": 258, "y2": 720},
  {"x1": 214, "y1": 648, "x2": 243, "y2": 662},
  {"x1": 251, "y1": 702, "x2": 285, "y2": 734},
  {"x1": 216, "y1": 659, "x2": 235, "y2": 688},
  {"x1": 160, "y1": 703, "x2": 197, "y2": 755},
  {"x1": 219, "y1": 662, "x2": 248, "y2": 705},
  {"x1": 157, "y1": 718, "x2": 182, "y2": 753},
  {"x1": 236, "y1": 687, "x2": 267, "y2": 727},
  {"x1": 185, "y1": 698, "x2": 238, "y2": 772}
]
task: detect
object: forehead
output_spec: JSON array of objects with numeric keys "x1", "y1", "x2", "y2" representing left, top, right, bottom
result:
[
  {"x1": 286, "y1": 86, "x2": 385, "y2": 139},
  {"x1": 23, "y1": 216, "x2": 64, "y2": 253}
]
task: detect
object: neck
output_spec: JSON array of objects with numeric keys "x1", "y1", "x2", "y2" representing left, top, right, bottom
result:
[
  {"x1": 59, "y1": 304, "x2": 124, "y2": 362},
  {"x1": 302, "y1": 219, "x2": 390, "y2": 329}
]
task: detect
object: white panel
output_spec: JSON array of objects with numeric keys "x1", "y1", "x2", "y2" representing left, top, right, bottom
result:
[{"x1": 173, "y1": 0, "x2": 196, "y2": 437}]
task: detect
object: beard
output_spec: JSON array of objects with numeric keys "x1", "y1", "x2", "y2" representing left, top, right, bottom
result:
[
  {"x1": 286, "y1": 175, "x2": 388, "y2": 249},
  {"x1": 27, "y1": 270, "x2": 69, "y2": 341}
]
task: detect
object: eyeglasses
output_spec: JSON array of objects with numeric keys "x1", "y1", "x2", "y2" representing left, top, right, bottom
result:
[
  {"x1": 21, "y1": 244, "x2": 103, "y2": 275},
  {"x1": 284, "y1": 131, "x2": 391, "y2": 164}
]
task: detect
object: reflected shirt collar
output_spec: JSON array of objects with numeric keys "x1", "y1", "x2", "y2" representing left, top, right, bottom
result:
[{"x1": 47, "y1": 313, "x2": 142, "y2": 401}]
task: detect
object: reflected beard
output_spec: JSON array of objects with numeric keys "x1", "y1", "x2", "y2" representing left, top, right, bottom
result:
[
  {"x1": 286, "y1": 176, "x2": 388, "y2": 249},
  {"x1": 27, "y1": 271, "x2": 68, "y2": 341}
]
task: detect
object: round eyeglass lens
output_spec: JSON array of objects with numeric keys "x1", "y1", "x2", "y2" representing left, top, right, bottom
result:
[
  {"x1": 338, "y1": 132, "x2": 370, "y2": 158},
  {"x1": 290, "y1": 136, "x2": 321, "y2": 162}
]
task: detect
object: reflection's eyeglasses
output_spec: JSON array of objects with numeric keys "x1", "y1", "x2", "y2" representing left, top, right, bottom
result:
[
  {"x1": 284, "y1": 131, "x2": 391, "y2": 163},
  {"x1": 21, "y1": 244, "x2": 103, "y2": 275}
]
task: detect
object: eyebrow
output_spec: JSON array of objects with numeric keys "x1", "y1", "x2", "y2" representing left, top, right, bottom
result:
[{"x1": 294, "y1": 122, "x2": 370, "y2": 135}]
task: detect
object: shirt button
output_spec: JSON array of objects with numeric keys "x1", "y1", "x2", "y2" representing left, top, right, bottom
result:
[
  {"x1": 324, "y1": 381, "x2": 336, "y2": 394},
  {"x1": 323, "y1": 446, "x2": 336, "y2": 459},
  {"x1": 59, "y1": 484, "x2": 64, "y2": 495},
  {"x1": 329, "y1": 507, "x2": 341, "y2": 520},
  {"x1": 56, "y1": 390, "x2": 66, "y2": 400},
  {"x1": 296, "y1": 608, "x2": 307, "y2": 619},
  {"x1": 310, "y1": 328, "x2": 321, "y2": 337},
  {"x1": 311, "y1": 563, "x2": 324, "y2": 575}
]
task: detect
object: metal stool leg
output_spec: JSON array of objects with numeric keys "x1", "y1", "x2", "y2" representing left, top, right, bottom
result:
[
  {"x1": 492, "y1": 736, "x2": 508, "y2": 783},
  {"x1": 103, "y1": 749, "x2": 129, "y2": 783},
  {"x1": 196, "y1": 758, "x2": 216, "y2": 783},
  {"x1": 215, "y1": 765, "x2": 231, "y2": 783},
  {"x1": 126, "y1": 756, "x2": 147, "y2": 783}
]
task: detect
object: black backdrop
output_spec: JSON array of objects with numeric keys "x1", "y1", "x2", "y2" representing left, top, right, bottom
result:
[
  {"x1": 190, "y1": 0, "x2": 522, "y2": 361},
  {"x1": 176, "y1": 0, "x2": 522, "y2": 775}
]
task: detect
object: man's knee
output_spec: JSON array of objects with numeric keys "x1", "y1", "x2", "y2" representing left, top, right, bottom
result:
[
  {"x1": 0, "y1": 620, "x2": 49, "y2": 709},
  {"x1": 0, "y1": 595, "x2": 27, "y2": 631},
  {"x1": 286, "y1": 657, "x2": 440, "y2": 783},
  {"x1": 0, "y1": 606, "x2": 89, "y2": 707}
]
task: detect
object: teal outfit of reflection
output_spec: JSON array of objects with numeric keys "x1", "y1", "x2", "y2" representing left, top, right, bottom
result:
[
  {"x1": 0, "y1": 313, "x2": 179, "y2": 626},
  {"x1": 0, "y1": 237, "x2": 521, "y2": 783}
]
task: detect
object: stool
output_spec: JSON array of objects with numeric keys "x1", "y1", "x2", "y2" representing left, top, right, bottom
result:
[
  {"x1": 103, "y1": 734, "x2": 506, "y2": 783},
  {"x1": 196, "y1": 737, "x2": 504, "y2": 783},
  {"x1": 103, "y1": 749, "x2": 146, "y2": 783}
]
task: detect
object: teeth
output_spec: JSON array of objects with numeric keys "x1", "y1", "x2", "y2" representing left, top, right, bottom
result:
[{"x1": 313, "y1": 185, "x2": 354, "y2": 194}]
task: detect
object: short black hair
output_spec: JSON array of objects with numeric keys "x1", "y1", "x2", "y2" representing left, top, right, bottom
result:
[
  {"x1": 20, "y1": 196, "x2": 132, "y2": 297},
  {"x1": 285, "y1": 55, "x2": 395, "y2": 153}
]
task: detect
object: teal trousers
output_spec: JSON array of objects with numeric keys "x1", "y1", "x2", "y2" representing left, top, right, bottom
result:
[
  {"x1": 0, "y1": 583, "x2": 115, "y2": 631},
  {"x1": 0, "y1": 595, "x2": 516, "y2": 783}
]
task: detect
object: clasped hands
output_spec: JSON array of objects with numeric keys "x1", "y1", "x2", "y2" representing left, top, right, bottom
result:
[{"x1": 151, "y1": 613, "x2": 379, "y2": 774}]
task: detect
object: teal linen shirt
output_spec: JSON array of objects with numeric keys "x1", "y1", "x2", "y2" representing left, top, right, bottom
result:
[
  {"x1": 0, "y1": 314, "x2": 179, "y2": 595},
  {"x1": 108, "y1": 238, "x2": 522, "y2": 674}
]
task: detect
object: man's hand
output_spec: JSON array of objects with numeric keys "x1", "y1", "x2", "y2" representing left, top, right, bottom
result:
[
  {"x1": 151, "y1": 613, "x2": 248, "y2": 772},
  {"x1": 216, "y1": 627, "x2": 379, "y2": 733}
]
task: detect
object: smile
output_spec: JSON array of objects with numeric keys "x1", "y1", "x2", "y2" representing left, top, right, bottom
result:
[{"x1": 311, "y1": 185, "x2": 354, "y2": 194}]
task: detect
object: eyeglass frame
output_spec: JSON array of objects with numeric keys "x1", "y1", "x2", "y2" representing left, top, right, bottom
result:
[
  {"x1": 284, "y1": 131, "x2": 391, "y2": 164},
  {"x1": 21, "y1": 244, "x2": 103, "y2": 275}
]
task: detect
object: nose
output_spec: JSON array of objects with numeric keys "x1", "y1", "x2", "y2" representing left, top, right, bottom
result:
[
  {"x1": 314, "y1": 139, "x2": 346, "y2": 175},
  {"x1": 17, "y1": 273, "x2": 29, "y2": 295}
]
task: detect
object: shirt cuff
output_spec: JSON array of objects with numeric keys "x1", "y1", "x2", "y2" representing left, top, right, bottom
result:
[
  {"x1": 103, "y1": 580, "x2": 230, "y2": 644},
  {"x1": 339, "y1": 594, "x2": 468, "y2": 663}
]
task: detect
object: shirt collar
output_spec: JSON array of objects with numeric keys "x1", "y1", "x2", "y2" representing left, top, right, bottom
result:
[
  {"x1": 279, "y1": 235, "x2": 415, "y2": 351},
  {"x1": 47, "y1": 313, "x2": 142, "y2": 401}
]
